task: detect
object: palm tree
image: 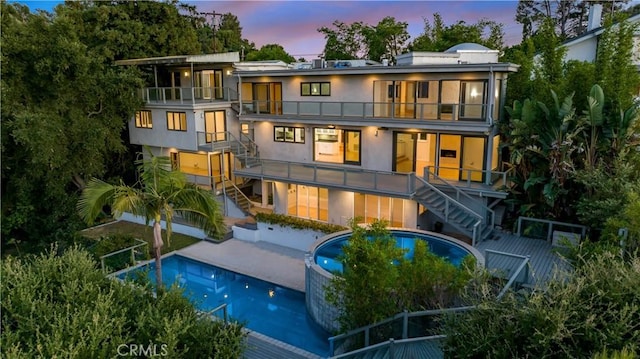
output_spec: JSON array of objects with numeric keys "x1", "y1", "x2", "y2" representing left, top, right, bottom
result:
[{"x1": 77, "y1": 151, "x2": 226, "y2": 289}]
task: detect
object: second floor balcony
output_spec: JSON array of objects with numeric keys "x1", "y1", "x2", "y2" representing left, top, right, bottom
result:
[
  {"x1": 139, "y1": 86, "x2": 238, "y2": 106},
  {"x1": 241, "y1": 100, "x2": 493, "y2": 123}
]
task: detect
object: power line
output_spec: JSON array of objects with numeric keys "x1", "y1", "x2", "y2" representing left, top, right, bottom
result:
[{"x1": 200, "y1": 11, "x2": 223, "y2": 53}]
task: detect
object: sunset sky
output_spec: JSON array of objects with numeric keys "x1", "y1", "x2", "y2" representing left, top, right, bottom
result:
[{"x1": 15, "y1": 0, "x2": 640, "y2": 58}]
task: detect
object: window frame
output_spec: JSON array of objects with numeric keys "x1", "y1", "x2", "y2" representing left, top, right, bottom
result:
[
  {"x1": 301, "y1": 82, "x2": 331, "y2": 96},
  {"x1": 274, "y1": 126, "x2": 305, "y2": 144},
  {"x1": 135, "y1": 110, "x2": 153, "y2": 129},
  {"x1": 166, "y1": 111, "x2": 187, "y2": 131}
]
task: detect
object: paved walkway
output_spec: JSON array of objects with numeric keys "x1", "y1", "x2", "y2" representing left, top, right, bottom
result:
[{"x1": 178, "y1": 239, "x2": 307, "y2": 292}]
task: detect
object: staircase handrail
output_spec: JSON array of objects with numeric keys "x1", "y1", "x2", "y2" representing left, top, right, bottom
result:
[
  {"x1": 238, "y1": 131, "x2": 260, "y2": 158},
  {"x1": 329, "y1": 335, "x2": 446, "y2": 359},
  {"x1": 413, "y1": 176, "x2": 483, "y2": 224},
  {"x1": 220, "y1": 176, "x2": 254, "y2": 213},
  {"x1": 328, "y1": 306, "x2": 474, "y2": 356},
  {"x1": 414, "y1": 176, "x2": 483, "y2": 245},
  {"x1": 422, "y1": 169, "x2": 495, "y2": 228}
]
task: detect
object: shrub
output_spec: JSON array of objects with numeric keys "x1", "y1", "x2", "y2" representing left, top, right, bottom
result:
[
  {"x1": 255, "y1": 212, "x2": 347, "y2": 234},
  {"x1": 1, "y1": 247, "x2": 246, "y2": 358},
  {"x1": 325, "y1": 219, "x2": 477, "y2": 333},
  {"x1": 442, "y1": 251, "x2": 640, "y2": 358}
]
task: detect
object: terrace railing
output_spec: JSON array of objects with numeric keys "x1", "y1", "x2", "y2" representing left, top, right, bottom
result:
[
  {"x1": 424, "y1": 165, "x2": 514, "y2": 189},
  {"x1": 139, "y1": 86, "x2": 238, "y2": 105},
  {"x1": 241, "y1": 100, "x2": 489, "y2": 122},
  {"x1": 516, "y1": 217, "x2": 588, "y2": 244},
  {"x1": 241, "y1": 159, "x2": 415, "y2": 196}
]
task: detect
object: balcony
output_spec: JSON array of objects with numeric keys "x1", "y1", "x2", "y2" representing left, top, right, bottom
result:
[
  {"x1": 241, "y1": 101, "x2": 491, "y2": 123},
  {"x1": 138, "y1": 86, "x2": 238, "y2": 105},
  {"x1": 235, "y1": 160, "x2": 416, "y2": 197}
]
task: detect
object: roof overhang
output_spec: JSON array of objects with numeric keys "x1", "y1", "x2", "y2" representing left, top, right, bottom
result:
[
  {"x1": 115, "y1": 52, "x2": 240, "y2": 66},
  {"x1": 235, "y1": 63, "x2": 520, "y2": 77}
]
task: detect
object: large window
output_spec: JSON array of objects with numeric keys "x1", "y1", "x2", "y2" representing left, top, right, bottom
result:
[
  {"x1": 460, "y1": 81, "x2": 486, "y2": 119},
  {"x1": 241, "y1": 82, "x2": 282, "y2": 114},
  {"x1": 274, "y1": 126, "x2": 305, "y2": 143},
  {"x1": 135, "y1": 110, "x2": 152, "y2": 128},
  {"x1": 167, "y1": 112, "x2": 187, "y2": 131},
  {"x1": 301, "y1": 82, "x2": 331, "y2": 96},
  {"x1": 313, "y1": 128, "x2": 360, "y2": 165},
  {"x1": 205, "y1": 111, "x2": 225, "y2": 142},
  {"x1": 287, "y1": 185, "x2": 328, "y2": 221},
  {"x1": 354, "y1": 193, "x2": 404, "y2": 227}
]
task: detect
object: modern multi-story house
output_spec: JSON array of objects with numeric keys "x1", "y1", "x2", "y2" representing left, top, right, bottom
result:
[{"x1": 118, "y1": 44, "x2": 519, "y2": 245}]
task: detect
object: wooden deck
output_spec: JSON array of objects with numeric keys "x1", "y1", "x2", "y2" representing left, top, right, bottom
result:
[{"x1": 476, "y1": 231, "x2": 569, "y2": 285}]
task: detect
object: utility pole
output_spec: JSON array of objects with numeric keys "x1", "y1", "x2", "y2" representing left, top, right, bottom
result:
[{"x1": 200, "y1": 11, "x2": 223, "y2": 53}]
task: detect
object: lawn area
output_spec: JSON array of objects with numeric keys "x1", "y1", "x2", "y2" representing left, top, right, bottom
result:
[{"x1": 81, "y1": 220, "x2": 201, "y2": 255}]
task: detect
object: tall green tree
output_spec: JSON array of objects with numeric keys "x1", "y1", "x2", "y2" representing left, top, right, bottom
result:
[
  {"x1": 1, "y1": 2, "x2": 143, "y2": 247},
  {"x1": 409, "y1": 13, "x2": 504, "y2": 52},
  {"x1": 245, "y1": 44, "x2": 295, "y2": 63},
  {"x1": 362, "y1": 16, "x2": 409, "y2": 62},
  {"x1": 318, "y1": 20, "x2": 366, "y2": 60},
  {"x1": 77, "y1": 152, "x2": 225, "y2": 289},
  {"x1": 595, "y1": 13, "x2": 640, "y2": 112}
]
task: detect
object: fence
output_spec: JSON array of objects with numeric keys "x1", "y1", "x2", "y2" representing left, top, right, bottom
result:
[{"x1": 99, "y1": 239, "x2": 149, "y2": 273}]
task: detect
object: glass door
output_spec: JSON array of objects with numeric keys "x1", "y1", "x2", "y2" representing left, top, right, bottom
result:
[
  {"x1": 344, "y1": 130, "x2": 361, "y2": 165},
  {"x1": 393, "y1": 132, "x2": 416, "y2": 173},
  {"x1": 254, "y1": 83, "x2": 270, "y2": 114},
  {"x1": 461, "y1": 137, "x2": 485, "y2": 182},
  {"x1": 438, "y1": 134, "x2": 461, "y2": 180},
  {"x1": 205, "y1": 111, "x2": 226, "y2": 142}
]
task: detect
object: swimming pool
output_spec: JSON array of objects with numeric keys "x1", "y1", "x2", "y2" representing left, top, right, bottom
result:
[
  {"x1": 120, "y1": 255, "x2": 330, "y2": 357},
  {"x1": 313, "y1": 228, "x2": 482, "y2": 273}
]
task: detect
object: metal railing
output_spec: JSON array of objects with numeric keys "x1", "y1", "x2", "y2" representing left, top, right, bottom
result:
[
  {"x1": 239, "y1": 159, "x2": 415, "y2": 196},
  {"x1": 139, "y1": 86, "x2": 238, "y2": 105},
  {"x1": 241, "y1": 100, "x2": 489, "y2": 122},
  {"x1": 421, "y1": 168, "x2": 495, "y2": 236},
  {"x1": 206, "y1": 303, "x2": 229, "y2": 323},
  {"x1": 424, "y1": 165, "x2": 513, "y2": 189},
  {"x1": 220, "y1": 176, "x2": 255, "y2": 214},
  {"x1": 196, "y1": 131, "x2": 256, "y2": 165},
  {"x1": 99, "y1": 239, "x2": 148, "y2": 273},
  {"x1": 516, "y1": 217, "x2": 588, "y2": 243},
  {"x1": 413, "y1": 176, "x2": 483, "y2": 245},
  {"x1": 327, "y1": 250, "x2": 533, "y2": 358},
  {"x1": 484, "y1": 249, "x2": 532, "y2": 298},
  {"x1": 328, "y1": 306, "x2": 474, "y2": 357}
]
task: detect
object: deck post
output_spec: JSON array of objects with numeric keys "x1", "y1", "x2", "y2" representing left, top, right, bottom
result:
[{"x1": 402, "y1": 311, "x2": 408, "y2": 339}]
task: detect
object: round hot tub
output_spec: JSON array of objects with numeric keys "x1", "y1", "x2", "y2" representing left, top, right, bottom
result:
[{"x1": 304, "y1": 228, "x2": 484, "y2": 332}]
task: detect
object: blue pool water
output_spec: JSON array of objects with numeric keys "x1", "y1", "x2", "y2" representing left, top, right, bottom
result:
[
  {"x1": 314, "y1": 230, "x2": 473, "y2": 273},
  {"x1": 120, "y1": 255, "x2": 330, "y2": 356}
]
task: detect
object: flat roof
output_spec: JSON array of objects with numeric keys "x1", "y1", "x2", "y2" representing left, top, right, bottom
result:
[
  {"x1": 115, "y1": 52, "x2": 240, "y2": 66},
  {"x1": 235, "y1": 62, "x2": 520, "y2": 77}
]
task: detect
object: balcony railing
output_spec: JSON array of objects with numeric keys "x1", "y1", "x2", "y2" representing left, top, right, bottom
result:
[
  {"x1": 241, "y1": 159, "x2": 416, "y2": 196},
  {"x1": 241, "y1": 100, "x2": 490, "y2": 122},
  {"x1": 139, "y1": 86, "x2": 238, "y2": 105},
  {"x1": 424, "y1": 165, "x2": 513, "y2": 189}
]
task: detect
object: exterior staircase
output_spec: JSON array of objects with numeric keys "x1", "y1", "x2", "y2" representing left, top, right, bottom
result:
[
  {"x1": 208, "y1": 131, "x2": 261, "y2": 168},
  {"x1": 413, "y1": 175, "x2": 495, "y2": 245},
  {"x1": 220, "y1": 180, "x2": 254, "y2": 216}
]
